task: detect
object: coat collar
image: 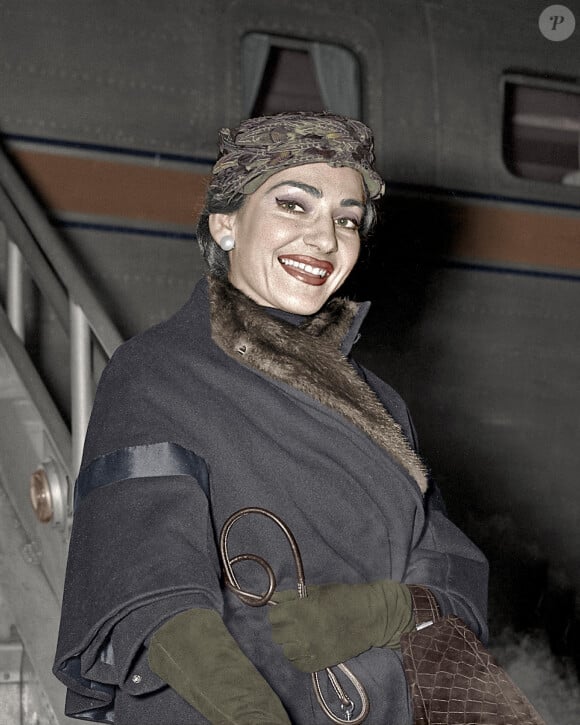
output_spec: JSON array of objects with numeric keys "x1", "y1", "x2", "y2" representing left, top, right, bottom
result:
[
  {"x1": 207, "y1": 275, "x2": 428, "y2": 494},
  {"x1": 261, "y1": 303, "x2": 369, "y2": 357},
  {"x1": 262, "y1": 296, "x2": 371, "y2": 357}
]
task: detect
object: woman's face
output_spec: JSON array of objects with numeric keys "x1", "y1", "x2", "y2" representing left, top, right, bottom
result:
[{"x1": 210, "y1": 163, "x2": 365, "y2": 315}]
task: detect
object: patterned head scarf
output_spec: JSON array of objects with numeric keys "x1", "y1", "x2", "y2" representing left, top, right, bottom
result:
[{"x1": 210, "y1": 112, "x2": 385, "y2": 203}]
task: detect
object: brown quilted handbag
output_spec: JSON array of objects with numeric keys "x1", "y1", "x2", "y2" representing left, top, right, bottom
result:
[{"x1": 401, "y1": 586, "x2": 547, "y2": 725}]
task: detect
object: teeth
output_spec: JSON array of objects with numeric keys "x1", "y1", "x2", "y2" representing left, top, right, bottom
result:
[{"x1": 280, "y1": 258, "x2": 329, "y2": 277}]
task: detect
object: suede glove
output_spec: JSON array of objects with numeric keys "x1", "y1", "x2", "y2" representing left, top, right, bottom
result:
[
  {"x1": 268, "y1": 580, "x2": 415, "y2": 673},
  {"x1": 148, "y1": 608, "x2": 291, "y2": 725}
]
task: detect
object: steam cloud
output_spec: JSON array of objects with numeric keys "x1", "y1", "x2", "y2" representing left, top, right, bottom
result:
[
  {"x1": 464, "y1": 512, "x2": 580, "y2": 724},
  {"x1": 490, "y1": 628, "x2": 580, "y2": 725}
]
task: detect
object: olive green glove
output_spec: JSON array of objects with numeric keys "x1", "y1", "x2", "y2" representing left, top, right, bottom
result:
[
  {"x1": 148, "y1": 608, "x2": 291, "y2": 725},
  {"x1": 268, "y1": 580, "x2": 415, "y2": 673}
]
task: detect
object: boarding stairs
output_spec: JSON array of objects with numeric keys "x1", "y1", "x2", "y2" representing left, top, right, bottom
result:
[{"x1": 0, "y1": 143, "x2": 123, "y2": 724}]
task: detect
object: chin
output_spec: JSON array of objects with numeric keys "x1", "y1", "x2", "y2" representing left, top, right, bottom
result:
[{"x1": 278, "y1": 295, "x2": 330, "y2": 316}]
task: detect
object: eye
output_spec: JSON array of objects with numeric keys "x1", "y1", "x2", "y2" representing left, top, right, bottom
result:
[
  {"x1": 276, "y1": 198, "x2": 305, "y2": 213},
  {"x1": 335, "y1": 216, "x2": 360, "y2": 230}
]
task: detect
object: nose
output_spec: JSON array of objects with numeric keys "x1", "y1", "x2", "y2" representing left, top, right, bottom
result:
[{"x1": 303, "y1": 214, "x2": 338, "y2": 254}]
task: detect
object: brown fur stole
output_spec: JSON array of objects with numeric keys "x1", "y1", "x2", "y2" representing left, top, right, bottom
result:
[{"x1": 208, "y1": 276, "x2": 428, "y2": 494}]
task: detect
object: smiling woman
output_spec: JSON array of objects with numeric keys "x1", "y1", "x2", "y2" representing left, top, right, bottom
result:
[
  {"x1": 53, "y1": 112, "x2": 489, "y2": 725},
  {"x1": 209, "y1": 163, "x2": 364, "y2": 314}
]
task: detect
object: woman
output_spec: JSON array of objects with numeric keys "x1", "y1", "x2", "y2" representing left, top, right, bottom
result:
[{"x1": 54, "y1": 112, "x2": 488, "y2": 725}]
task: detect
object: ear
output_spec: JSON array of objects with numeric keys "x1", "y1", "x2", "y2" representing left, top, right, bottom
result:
[{"x1": 209, "y1": 213, "x2": 236, "y2": 244}]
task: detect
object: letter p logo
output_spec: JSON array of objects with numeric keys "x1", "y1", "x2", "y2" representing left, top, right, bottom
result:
[{"x1": 539, "y1": 5, "x2": 576, "y2": 40}]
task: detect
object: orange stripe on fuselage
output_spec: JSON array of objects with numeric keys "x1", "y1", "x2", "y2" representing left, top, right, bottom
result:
[
  {"x1": 10, "y1": 149, "x2": 580, "y2": 273},
  {"x1": 12, "y1": 149, "x2": 210, "y2": 226},
  {"x1": 448, "y1": 202, "x2": 580, "y2": 273}
]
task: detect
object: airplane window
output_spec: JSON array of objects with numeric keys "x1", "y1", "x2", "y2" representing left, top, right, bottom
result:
[
  {"x1": 503, "y1": 79, "x2": 580, "y2": 186},
  {"x1": 253, "y1": 46, "x2": 325, "y2": 116},
  {"x1": 242, "y1": 33, "x2": 361, "y2": 120}
]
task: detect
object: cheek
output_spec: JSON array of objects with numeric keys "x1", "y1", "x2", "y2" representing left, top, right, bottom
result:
[
  {"x1": 235, "y1": 219, "x2": 268, "y2": 251},
  {"x1": 343, "y1": 242, "x2": 361, "y2": 272},
  {"x1": 259, "y1": 217, "x2": 299, "y2": 248}
]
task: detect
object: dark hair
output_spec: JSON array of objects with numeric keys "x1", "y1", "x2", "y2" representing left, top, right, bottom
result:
[
  {"x1": 196, "y1": 191, "x2": 245, "y2": 280},
  {"x1": 196, "y1": 181, "x2": 378, "y2": 279}
]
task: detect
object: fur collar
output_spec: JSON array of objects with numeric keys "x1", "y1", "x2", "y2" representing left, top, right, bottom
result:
[{"x1": 208, "y1": 276, "x2": 428, "y2": 494}]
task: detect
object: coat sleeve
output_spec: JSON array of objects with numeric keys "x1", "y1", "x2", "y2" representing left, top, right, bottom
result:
[
  {"x1": 357, "y1": 362, "x2": 489, "y2": 642},
  {"x1": 403, "y1": 485, "x2": 489, "y2": 642},
  {"x1": 53, "y1": 341, "x2": 224, "y2": 721}
]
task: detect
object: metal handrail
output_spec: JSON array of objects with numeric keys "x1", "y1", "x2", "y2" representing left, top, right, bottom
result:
[
  {"x1": 0, "y1": 186, "x2": 70, "y2": 334},
  {"x1": 6, "y1": 236, "x2": 25, "y2": 338},
  {"x1": 0, "y1": 143, "x2": 124, "y2": 479},
  {"x1": 0, "y1": 146, "x2": 123, "y2": 357},
  {"x1": 0, "y1": 303, "x2": 72, "y2": 472}
]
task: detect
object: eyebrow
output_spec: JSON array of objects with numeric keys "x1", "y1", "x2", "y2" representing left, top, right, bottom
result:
[
  {"x1": 341, "y1": 198, "x2": 365, "y2": 210},
  {"x1": 267, "y1": 180, "x2": 364, "y2": 208},
  {"x1": 267, "y1": 180, "x2": 322, "y2": 198}
]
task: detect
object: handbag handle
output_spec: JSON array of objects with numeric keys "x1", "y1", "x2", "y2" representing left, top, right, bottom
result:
[
  {"x1": 219, "y1": 507, "x2": 370, "y2": 724},
  {"x1": 407, "y1": 585, "x2": 441, "y2": 630}
]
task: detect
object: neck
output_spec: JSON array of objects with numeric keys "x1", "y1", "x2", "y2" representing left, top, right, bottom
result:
[{"x1": 263, "y1": 307, "x2": 311, "y2": 327}]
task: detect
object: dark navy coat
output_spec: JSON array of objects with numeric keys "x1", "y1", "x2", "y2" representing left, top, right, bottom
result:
[{"x1": 54, "y1": 276, "x2": 488, "y2": 724}]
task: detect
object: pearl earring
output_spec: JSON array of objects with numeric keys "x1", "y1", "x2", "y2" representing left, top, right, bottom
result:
[{"x1": 219, "y1": 235, "x2": 235, "y2": 251}]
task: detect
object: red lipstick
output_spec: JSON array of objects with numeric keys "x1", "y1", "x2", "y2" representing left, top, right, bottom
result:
[{"x1": 278, "y1": 255, "x2": 334, "y2": 286}]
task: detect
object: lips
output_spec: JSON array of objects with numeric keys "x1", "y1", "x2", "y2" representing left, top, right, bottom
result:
[{"x1": 278, "y1": 255, "x2": 334, "y2": 286}]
